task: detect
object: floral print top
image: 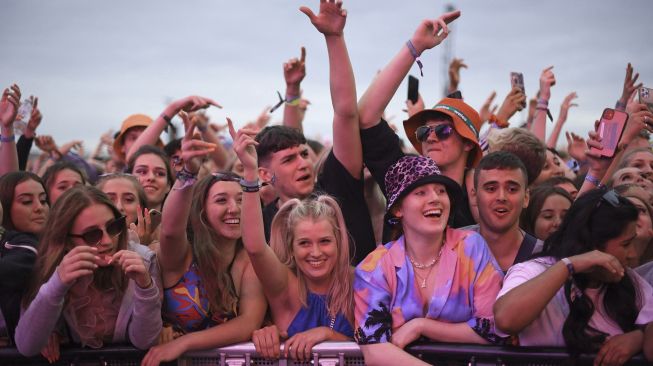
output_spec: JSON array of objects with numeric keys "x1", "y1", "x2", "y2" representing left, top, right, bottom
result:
[{"x1": 354, "y1": 228, "x2": 504, "y2": 345}]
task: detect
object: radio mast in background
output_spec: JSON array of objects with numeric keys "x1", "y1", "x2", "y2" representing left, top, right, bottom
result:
[{"x1": 441, "y1": 3, "x2": 456, "y2": 97}]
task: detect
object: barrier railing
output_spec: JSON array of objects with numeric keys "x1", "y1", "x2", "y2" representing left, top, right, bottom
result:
[{"x1": 0, "y1": 342, "x2": 649, "y2": 365}]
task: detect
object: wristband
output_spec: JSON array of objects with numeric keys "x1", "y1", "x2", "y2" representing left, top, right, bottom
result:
[
  {"x1": 561, "y1": 257, "x2": 575, "y2": 278},
  {"x1": 584, "y1": 172, "x2": 604, "y2": 188},
  {"x1": 489, "y1": 114, "x2": 509, "y2": 128},
  {"x1": 615, "y1": 100, "x2": 627, "y2": 111},
  {"x1": 174, "y1": 167, "x2": 198, "y2": 190},
  {"x1": 405, "y1": 40, "x2": 424, "y2": 77},
  {"x1": 239, "y1": 178, "x2": 261, "y2": 193},
  {"x1": 0, "y1": 134, "x2": 15, "y2": 143},
  {"x1": 285, "y1": 94, "x2": 301, "y2": 106}
]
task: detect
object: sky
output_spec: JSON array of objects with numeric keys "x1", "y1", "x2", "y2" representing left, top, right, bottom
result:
[{"x1": 1, "y1": 0, "x2": 652, "y2": 153}]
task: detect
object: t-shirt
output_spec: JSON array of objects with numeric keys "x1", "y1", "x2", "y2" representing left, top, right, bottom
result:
[
  {"x1": 497, "y1": 257, "x2": 653, "y2": 346},
  {"x1": 262, "y1": 150, "x2": 376, "y2": 264}
]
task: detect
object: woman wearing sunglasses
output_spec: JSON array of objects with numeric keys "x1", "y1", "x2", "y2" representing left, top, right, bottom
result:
[
  {"x1": 14, "y1": 185, "x2": 162, "y2": 357},
  {"x1": 495, "y1": 189, "x2": 653, "y2": 363},
  {"x1": 140, "y1": 122, "x2": 266, "y2": 366}
]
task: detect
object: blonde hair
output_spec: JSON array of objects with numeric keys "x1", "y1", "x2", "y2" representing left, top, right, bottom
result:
[{"x1": 269, "y1": 195, "x2": 354, "y2": 323}]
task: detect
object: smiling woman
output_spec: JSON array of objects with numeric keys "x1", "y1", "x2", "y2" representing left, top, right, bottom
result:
[
  {"x1": 0, "y1": 172, "x2": 49, "y2": 343},
  {"x1": 14, "y1": 185, "x2": 161, "y2": 358},
  {"x1": 354, "y1": 155, "x2": 505, "y2": 366}
]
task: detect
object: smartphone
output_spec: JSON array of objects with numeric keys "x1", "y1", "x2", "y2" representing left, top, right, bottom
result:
[
  {"x1": 447, "y1": 90, "x2": 463, "y2": 100},
  {"x1": 510, "y1": 72, "x2": 526, "y2": 108},
  {"x1": 590, "y1": 108, "x2": 629, "y2": 158},
  {"x1": 407, "y1": 75, "x2": 419, "y2": 104},
  {"x1": 639, "y1": 87, "x2": 653, "y2": 113},
  {"x1": 149, "y1": 209, "x2": 162, "y2": 230}
]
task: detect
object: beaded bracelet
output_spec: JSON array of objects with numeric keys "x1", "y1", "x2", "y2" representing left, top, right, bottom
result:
[{"x1": 0, "y1": 134, "x2": 15, "y2": 143}]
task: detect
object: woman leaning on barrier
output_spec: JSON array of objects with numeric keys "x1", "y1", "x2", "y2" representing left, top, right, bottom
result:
[
  {"x1": 14, "y1": 185, "x2": 162, "y2": 357},
  {"x1": 495, "y1": 189, "x2": 653, "y2": 364},
  {"x1": 354, "y1": 155, "x2": 505, "y2": 366},
  {"x1": 140, "y1": 120, "x2": 266, "y2": 366}
]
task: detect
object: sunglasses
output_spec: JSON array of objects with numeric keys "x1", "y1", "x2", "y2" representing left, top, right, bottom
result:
[
  {"x1": 597, "y1": 189, "x2": 621, "y2": 208},
  {"x1": 415, "y1": 124, "x2": 454, "y2": 142},
  {"x1": 69, "y1": 216, "x2": 126, "y2": 246}
]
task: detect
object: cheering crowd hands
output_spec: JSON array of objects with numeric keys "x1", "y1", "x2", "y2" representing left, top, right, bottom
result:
[
  {"x1": 405, "y1": 93, "x2": 425, "y2": 117},
  {"x1": 539, "y1": 66, "x2": 556, "y2": 101},
  {"x1": 410, "y1": 10, "x2": 461, "y2": 56},
  {"x1": 496, "y1": 86, "x2": 526, "y2": 124},
  {"x1": 22, "y1": 96, "x2": 42, "y2": 139},
  {"x1": 557, "y1": 92, "x2": 578, "y2": 123},
  {"x1": 283, "y1": 47, "x2": 306, "y2": 93},
  {"x1": 448, "y1": 58, "x2": 467, "y2": 93},
  {"x1": 165, "y1": 96, "x2": 222, "y2": 120},
  {"x1": 300, "y1": 0, "x2": 347, "y2": 37},
  {"x1": 178, "y1": 115, "x2": 218, "y2": 175},
  {"x1": 478, "y1": 91, "x2": 498, "y2": 123},
  {"x1": 618, "y1": 63, "x2": 642, "y2": 109},
  {"x1": 0, "y1": 84, "x2": 21, "y2": 130}
]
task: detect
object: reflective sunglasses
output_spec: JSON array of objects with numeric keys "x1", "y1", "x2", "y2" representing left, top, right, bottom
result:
[
  {"x1": 415, "y1": 124, "x2": 454, "y2": 142},
  {"x1": 69, "y1": 216, "x2": 126, "y2": 246}
]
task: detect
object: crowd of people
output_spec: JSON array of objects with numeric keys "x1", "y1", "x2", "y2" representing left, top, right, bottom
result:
[{"x1": 1, "y1": 2, "x2": 653, "y2": 365}]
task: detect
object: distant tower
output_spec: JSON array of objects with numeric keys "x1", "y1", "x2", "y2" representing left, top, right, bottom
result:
[{"x1": 441, "y1": 3, "x2": 456, "y2": 97}]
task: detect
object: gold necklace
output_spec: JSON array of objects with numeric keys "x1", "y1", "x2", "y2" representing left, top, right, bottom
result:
[{"x1": 410, "y1": 245, "x2": 444, "y2": 288}]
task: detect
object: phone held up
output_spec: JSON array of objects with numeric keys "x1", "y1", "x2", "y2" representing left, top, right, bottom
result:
[
  {"x1": 589, "y1": 108, "x2": 629, "y2": 159},
  {"x1": 510, "y1": 72, "x2": 526, "y2": 109},
  {"x1": 407, "y1": 75, "x2": 419, "y2": 104},
  {"x1": 639, "y1": 87, "x2": 653, "y2": 114}
]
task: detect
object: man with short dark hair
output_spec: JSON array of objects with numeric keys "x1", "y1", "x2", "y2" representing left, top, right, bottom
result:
[{"x1": 466, "y1": 151, "x2": 542, "y2": 272}]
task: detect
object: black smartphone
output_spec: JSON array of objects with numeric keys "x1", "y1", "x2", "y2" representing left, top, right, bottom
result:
[
  {"x1": 149, "y1": 209, "x2": 162, "y2": 230},
  {"x1": 408, "y1": 75, "x2": 419, "y2": 104},
  {"x1": 447, "y1": 90, "x2": 463, "y2": 99}
]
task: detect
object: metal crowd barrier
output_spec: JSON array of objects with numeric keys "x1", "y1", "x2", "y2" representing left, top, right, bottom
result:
[{"x1": 0, "y1": 342, "x2": 649, "y2": 365}]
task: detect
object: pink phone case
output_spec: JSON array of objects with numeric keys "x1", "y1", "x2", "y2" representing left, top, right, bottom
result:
[{"x1": 590, "y1": 108, "x2": 628, "y2": 158}]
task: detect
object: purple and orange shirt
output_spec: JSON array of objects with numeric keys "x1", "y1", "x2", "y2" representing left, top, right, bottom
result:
[{"x1": 354, "y1": 228, "x2": 504, "y2": 345}]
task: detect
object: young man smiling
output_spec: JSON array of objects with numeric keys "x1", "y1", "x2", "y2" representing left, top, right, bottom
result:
[{"x1": 466, "y1": 151, "x2": 542, "y2": 273}]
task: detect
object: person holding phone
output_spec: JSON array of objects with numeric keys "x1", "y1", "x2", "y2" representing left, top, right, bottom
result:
[{"x1": 495, "y1": 189, "x2": 653, "y2": 363}]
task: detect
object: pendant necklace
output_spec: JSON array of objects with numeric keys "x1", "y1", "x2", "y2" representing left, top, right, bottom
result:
[{"x1": 410, "y1": 244, "x2": 444, "y2": 288}]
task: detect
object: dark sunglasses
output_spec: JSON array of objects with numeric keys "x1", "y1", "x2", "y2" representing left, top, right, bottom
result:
[
  {"x1": 415, "y1": 124, "x2": 454, "y2": 142},
  {"x1": 69, "y1": 216, "x2": 126, "y2": 246}
]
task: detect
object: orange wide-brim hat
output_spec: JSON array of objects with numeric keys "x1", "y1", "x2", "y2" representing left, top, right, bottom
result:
[
  {"x1": 113, "y1": 114, "x2": 163, "y2": 161},
  {"x1": 403, "y1": 97, "x2": 483, "y2": 167}
]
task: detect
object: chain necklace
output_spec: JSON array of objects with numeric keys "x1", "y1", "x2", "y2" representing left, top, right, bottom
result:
[{"x1": 410, "y1": 245, "x2": 444, "y2": 288}]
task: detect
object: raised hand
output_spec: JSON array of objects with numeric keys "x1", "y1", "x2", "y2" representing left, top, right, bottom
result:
[
  {"x1": 169, "y1": 96, "x2": 221, "y2": 116},
  {"x1": 410, "y1": 11, "x2": 461, "y2": 55},
  {"x1": 618, "y1": 63, "x2": 642, "y2": 108},
  {"x1": 448, "y1": 58, "x2": 467, "y2": 91},
  {"x1": 227, "y1": 118, "x2": 259, "y2": 172},
  {"x1": 59, "y1": 140, "x2": 83, "y2": 155},
  {"x1": 35, "y1": 135, "x2": 58, "y2": 153},
  {"x1": 24, "y1": 96, "x2": 42, "y2": 139},
  {"x1": 300, "y1": 0, "x2": 347, "y2": 36},
  {"x1": 565, "y1": 132, "x2": 587, "y2": 163},
  {"x1": 57, "y1": 246, "x2": 99, "y2": 285},
  {"x1": 584, "y1": 126, "x2": 613, "y2": 175},
  {"x1": 129, "y1": 205, "x2": 156, "y2": 246},
  {"x1": 179, "y1": 113, "x2": 217, "y2": 174},
  {"x1": 478, "y1": 91, "x2": 498, "y2": 123},
  {"x1": 284, "y1": 47, "x2": 307, "y2": 87},
  {"x1": 404, "y1": 93, "x2": 425, "y2": 117},
  {"x1": 496, "y1": 86, "x2": 526, "y2": 123},
  {"x1": 0, "y1": 84, "x2": 21, "y2": 129},
  {"x1": 539, "y1": 66, "x2": 556, "y2": 101},
  {"x1": 558, "y1": 92, "x2": 578, "y2": 122},
  {"x1": 621, "y1": 103, "x2": 653, "y2": 147}
]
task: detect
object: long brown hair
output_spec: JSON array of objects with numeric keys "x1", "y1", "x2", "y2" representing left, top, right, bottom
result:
[
  {"x1": 269, "y1": 195, "x2": 354, "y2": 323},
  {"x1": 23, "y1": 186, "x2": 128, "y2": 307},
  {"x1": 189, "y1": 173, "x2": 243, "y2": 317}
]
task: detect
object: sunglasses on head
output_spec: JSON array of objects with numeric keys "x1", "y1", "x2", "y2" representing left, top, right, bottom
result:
[
  {"x1": 597, "y1": 189, "x2": 621, "y2": 209},
  {"x1": 415, "y1": 124, "x2": 454, "y2": 142},
  {"x1": 69, "y1": 216, "x2": 126, "y2": 246}
]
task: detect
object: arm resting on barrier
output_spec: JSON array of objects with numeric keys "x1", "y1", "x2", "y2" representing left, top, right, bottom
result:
[{"x1": 360, "y1": 342, "x2": 430, "y2": 366}]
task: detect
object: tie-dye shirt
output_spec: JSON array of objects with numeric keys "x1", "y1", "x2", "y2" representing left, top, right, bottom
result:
[{"x1": 354, "y1": 228, "x2": 504, "y2": 345}]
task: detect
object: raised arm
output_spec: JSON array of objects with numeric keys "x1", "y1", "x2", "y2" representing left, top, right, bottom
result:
[
  {"x1": 358, "y1": 10, "x2": 460, "y2": 129},
  {"x1": 282, "y1": 47, "x2": 307, "y2": 131},
  {"x1": 228, "y1": 119, "x2": 290, "y2": 299},
  {"x1": 190, "y1": 111, "x2": 230, "y2": 169},
  {"x1": 547, "y1": 92, "x2": 577, "y2": 148},
  {"x1": 531, "y1": 66, "x2": 555, "y2": 141},
  {"x1": 125, "y1": 95, "x2": 221, "y2": 162},
  {"x1": 447, "y1": 58, "x2": 467, "y2": 95},
  {"x1": 0, "y1": 84, "x2": 21, "y2": 175},
  {"x1": 615, "y1": 63, "x2": 641, "y2": 112},
  {"x1": 158, "y1": 119, "x2": 216, "y2": 273},
  {"x1": 301, "y1": 0, "x2": 361, "y2": 177}
]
